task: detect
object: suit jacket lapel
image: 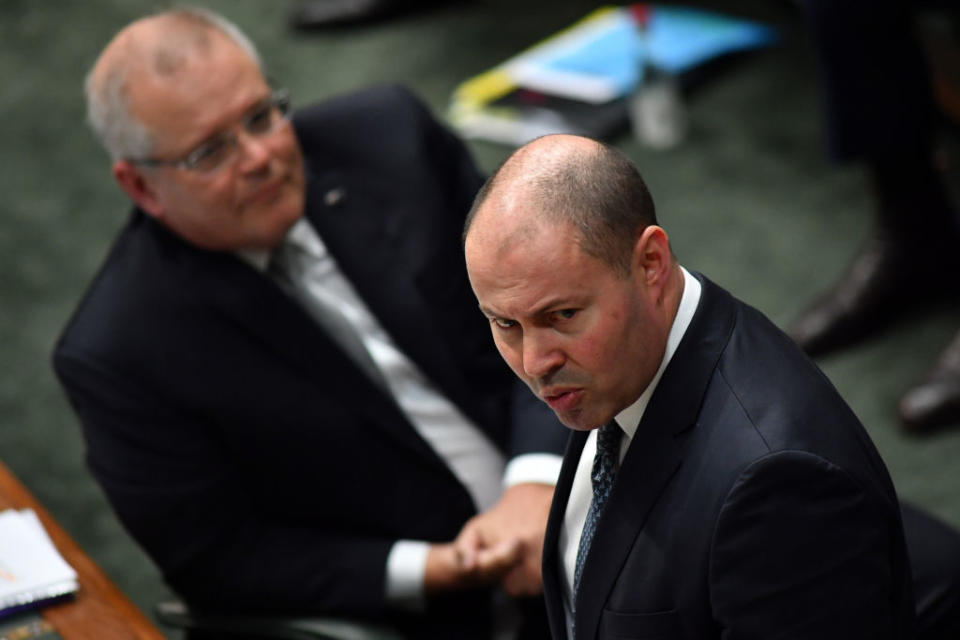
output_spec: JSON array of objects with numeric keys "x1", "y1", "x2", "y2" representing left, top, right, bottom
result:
[
  {"x1": 573, "y1": 274, "x2": 737, "y2": 638},
  {"x1": 166, "y1": 218, "x2": 448, "y2": 468},
  {"x1": 572, "y1": 419, "x2": 684, "y2": 637},
  {"x1": 302, "y1": 168, "x2": 471, "y2": 409},
  {"x1": 543, "y1": 430, "x2": 588, "y2": 637}
]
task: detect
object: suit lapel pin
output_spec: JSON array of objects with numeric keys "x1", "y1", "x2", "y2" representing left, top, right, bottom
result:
[{"x1": 324, "y1": 187, "x2": 346, "y2": 207}]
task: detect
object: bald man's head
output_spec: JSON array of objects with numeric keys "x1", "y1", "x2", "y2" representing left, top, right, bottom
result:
[
  {"x1": 85, "y1": 7, "x2": 261, "y2": 160},
  {"x1": 464, "y1": 136, "x2": 680, "y2": 431},
  {"x1": 464, "y1": 134, "x2": 658, "y2": 276}
]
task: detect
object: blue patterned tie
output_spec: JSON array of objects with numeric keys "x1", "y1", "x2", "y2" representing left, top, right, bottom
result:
[{"x1": 573, "y1": 421, "x2": 623, "y2": 596}]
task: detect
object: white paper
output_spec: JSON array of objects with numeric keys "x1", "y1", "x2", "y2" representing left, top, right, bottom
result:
[{"x1": 0, "y1": 509, "x2": 78, "y2": 610}]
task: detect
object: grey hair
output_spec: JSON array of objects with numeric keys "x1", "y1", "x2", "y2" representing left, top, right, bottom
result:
[{"x1": 84, "y1": 6, "x2": 263, "y2": 161}]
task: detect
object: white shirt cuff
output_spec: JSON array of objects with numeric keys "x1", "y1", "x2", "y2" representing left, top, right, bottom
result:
[
  {"x1": 385, "y1": 539, "x2": 429, "y2": 610},
  {"x1": 503, "y1": 453, "x2": 563, "y2": 488}
]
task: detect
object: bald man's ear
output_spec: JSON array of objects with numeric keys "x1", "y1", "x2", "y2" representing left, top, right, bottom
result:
[
  {"x1": 113, "y1": 160, "x2": 163, "y2": 218},
  {"x1": 632, "y1": 225, "x2": 672, "y2": 286}
]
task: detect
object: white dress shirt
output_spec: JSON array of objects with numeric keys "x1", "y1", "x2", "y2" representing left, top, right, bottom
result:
[
  {"x1": 558, "y1": 266, "x2": 701, "y2": 638},
  {"x1": 240, "y1": 217, "x2": 562, "y2": 610}
]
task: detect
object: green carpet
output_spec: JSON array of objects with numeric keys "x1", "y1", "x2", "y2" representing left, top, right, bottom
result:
[{"x1": 2, "y1": 1, "x2": 958, "y2": 635}]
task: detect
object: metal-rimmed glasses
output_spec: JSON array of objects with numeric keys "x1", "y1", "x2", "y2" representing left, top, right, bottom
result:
[{"x1": 126, "y1": 88, "x2": 292, "y2": 174}]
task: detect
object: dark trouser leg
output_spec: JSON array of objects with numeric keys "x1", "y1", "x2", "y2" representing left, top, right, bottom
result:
[{"x1": 787, "y1": 0, "x2": 960, "y2": 358}]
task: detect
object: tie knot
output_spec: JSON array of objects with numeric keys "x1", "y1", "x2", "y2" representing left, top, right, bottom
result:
[
  {"x1": 268, "y1": 238, "x2": 297, "y2": 275},
  {"x1": 269, "y1": 234, "x2": 321, "y2": 285},
  {"x1": 597, "y1": 421, "x2": 622, "y2": 458},
  {"x1": 591, "y1": 421, "x2": 622, "y2": 488},
  {"x1": 270, "y1": 219, "x2": 323, "y2": 263}
]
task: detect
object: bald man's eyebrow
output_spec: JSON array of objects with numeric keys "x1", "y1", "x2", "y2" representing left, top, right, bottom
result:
[
  {"x1": 478, "y1": 304, "x2": 502, "y2": 318},
  {"x1": 478, "y1": 295, "x2": 578, "y2": 322}
]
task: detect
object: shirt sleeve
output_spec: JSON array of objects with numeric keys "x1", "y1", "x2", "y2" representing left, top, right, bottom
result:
[
  {"x1": 503, "y1": 453, "x2": 563, "y2": 487},
  {"x1": 385, "y1": 539, "x2": 430, "y2": 610}
]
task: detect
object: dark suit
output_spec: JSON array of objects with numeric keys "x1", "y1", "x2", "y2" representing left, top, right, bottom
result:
[
  {"x1": 542, "y1": 274, "x2": 915, "y2": 639},
  {"x1": 53, "y1": 85, "x2": 567, "y2": 638}
]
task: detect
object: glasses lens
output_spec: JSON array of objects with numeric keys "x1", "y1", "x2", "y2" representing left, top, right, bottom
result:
[
  {"x1": 179, "y1": 89, "x2": 290, "y2": 173},
  {"x1": 245, "y1": 102, "x2": 276, "y2": 135},
  {"x1": 187, "y1": 137, "x2": 234, "y2": 173}
]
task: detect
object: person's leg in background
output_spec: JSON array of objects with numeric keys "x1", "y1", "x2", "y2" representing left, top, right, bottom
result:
[{"x1": 788, "y1": 0, "x2": 960, "y2": 432}]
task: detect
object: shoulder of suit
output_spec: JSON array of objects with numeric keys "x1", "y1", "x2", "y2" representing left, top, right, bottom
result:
[
  {"x1": 293, "y1": 84, "x2": 430, "y2": 134},
  {"x1": 62, "y1": 208, "x2": 228, "y2": 333}
]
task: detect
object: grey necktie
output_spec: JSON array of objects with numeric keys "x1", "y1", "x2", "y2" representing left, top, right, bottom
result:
[
  {"x1": 573, "y1": 421, "x2": 623, "y2": 597},
  {"x1": 268, "y1": 238, "x2": 386, "y2": 390}
]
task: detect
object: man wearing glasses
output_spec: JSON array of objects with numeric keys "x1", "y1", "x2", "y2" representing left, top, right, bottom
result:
[{"x1": 53, "y1": 7, "x2": 566, "y2": 638}]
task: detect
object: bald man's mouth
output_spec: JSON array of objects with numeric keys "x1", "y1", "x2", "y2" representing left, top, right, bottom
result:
[{"x1": 541, "y1": 388, "x2": 584, "y2": 412}]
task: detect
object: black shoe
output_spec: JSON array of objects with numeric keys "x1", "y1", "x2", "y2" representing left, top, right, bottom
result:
[
  {"x1": 900, "y1": 330, "x2": 960, "y2": 433},
  {"x1": 787, "y1": 226, "x2": 959, "y2": 358},
  {"x1": 290, "y1": 0, "x2": 403, "y2": 28}
]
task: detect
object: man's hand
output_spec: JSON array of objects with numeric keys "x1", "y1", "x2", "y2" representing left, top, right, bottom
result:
[
  {"x1": 453, "y1": 483, "x2": 555, "y2": 596},
  {"x1": 423, "y1": 539, "x2": 521, "y2": 594}
]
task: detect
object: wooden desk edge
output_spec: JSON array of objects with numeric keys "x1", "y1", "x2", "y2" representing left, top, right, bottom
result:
[{"x1": 0, "y1": 462, "x2": 166, "y2": 640}]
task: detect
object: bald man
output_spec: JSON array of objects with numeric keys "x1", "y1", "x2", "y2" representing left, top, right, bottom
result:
[
  {"x1": 53, "y1": 7, "x2": 567, "y2": 638},
  {"x1": 463, "y1": 135, "x2": 960, "y2": 639}
]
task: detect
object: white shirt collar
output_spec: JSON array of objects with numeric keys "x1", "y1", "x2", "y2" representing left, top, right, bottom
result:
[
  {"x1": 614, "y1": 266, "x2": 701, "y2": 441},
  {"x1": 234, "y1": 217, "x2": 314, "y2": 272},
  {"x1": 236, "y1": 246, "x2": 271, "y2": 272}
]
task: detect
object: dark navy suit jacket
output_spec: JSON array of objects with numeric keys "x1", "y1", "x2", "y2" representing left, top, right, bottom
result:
[
  {"x1": 54, "y1": 85, "x2": 567, "y2": 638},
  {"x1": 542, "y1": 274, "x2": 914, "y2": 639}
]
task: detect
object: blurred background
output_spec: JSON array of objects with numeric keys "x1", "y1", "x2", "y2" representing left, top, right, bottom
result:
[{"x1": 2, "y1": 0, "x2": 958, "y2": 635}]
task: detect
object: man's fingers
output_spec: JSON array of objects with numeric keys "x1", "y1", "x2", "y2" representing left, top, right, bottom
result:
[
  {"x1": 473, "y1": 537, "x2": 523, "y2": 576},
  {"x1": 453, "y1": 524, "x2": 484, "y2": 570}
]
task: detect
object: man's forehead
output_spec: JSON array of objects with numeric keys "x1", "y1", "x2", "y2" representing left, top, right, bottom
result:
[
  {"x1": 124, "y1": 37, "x2": 267, "y2": 143},
  {"x1": 137, "y1": 32, "x2": 254, "y2": 89},
  {"x1": 469, "y1": 199, "x2": 580, "y2": 256},
  {"x1": 469, "y1": 220, "x2": 590, "y2": 301}
]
